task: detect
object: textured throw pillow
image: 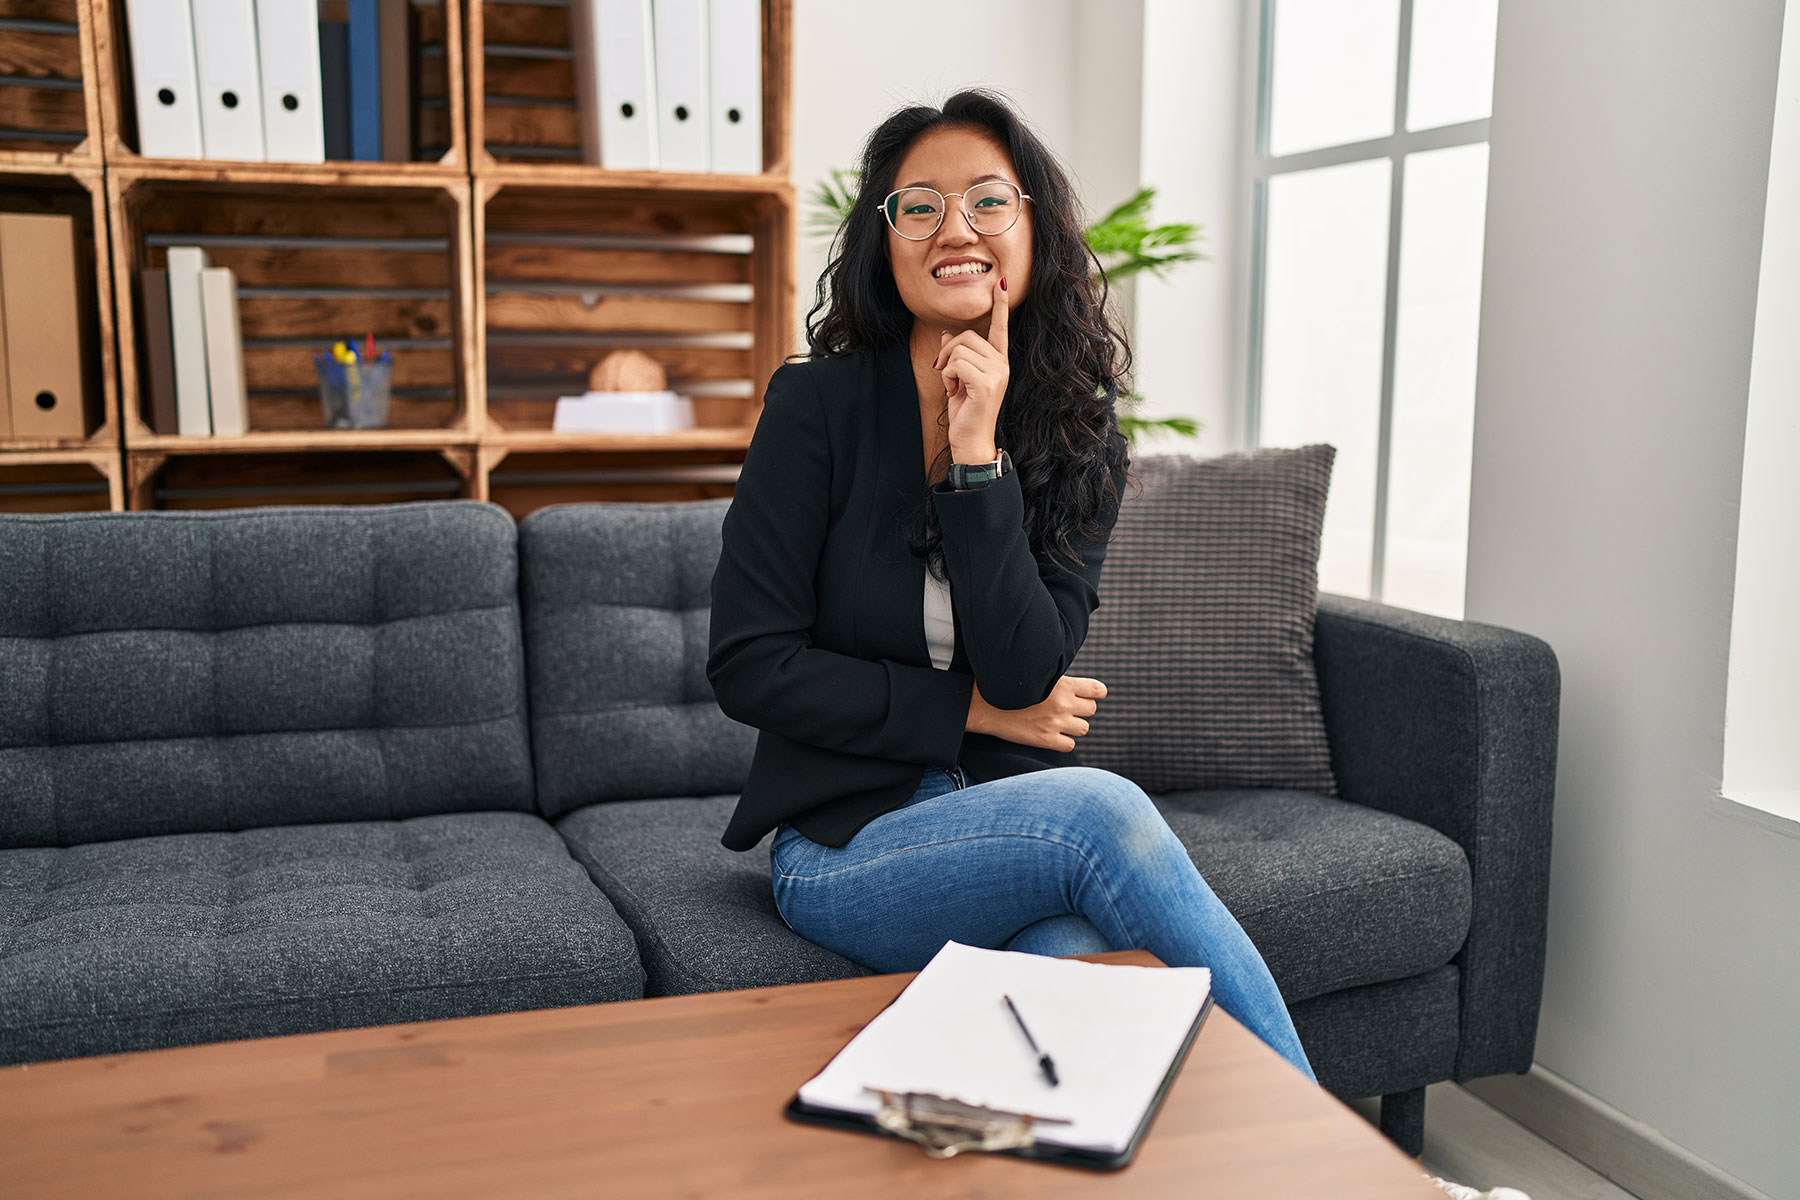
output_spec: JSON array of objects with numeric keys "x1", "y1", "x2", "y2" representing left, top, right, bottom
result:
[{"x1": 1068, "y1": 444, "x2": 1339, "y2": 796}]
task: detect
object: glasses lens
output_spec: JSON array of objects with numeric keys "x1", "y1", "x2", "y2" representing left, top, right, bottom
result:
[
  {"x1": 888, "y1": 188, "x2": 945, "y2": 239},
  {"x1": 965, "y1": 181, "x2": 1023, "y2": 235}
]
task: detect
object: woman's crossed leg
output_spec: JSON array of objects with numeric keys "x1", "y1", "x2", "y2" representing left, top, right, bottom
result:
[{"x1": 769, "y1": 764, "x2": 1316, "y2": 1082}]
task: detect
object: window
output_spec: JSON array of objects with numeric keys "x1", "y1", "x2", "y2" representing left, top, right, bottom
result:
[
  {"x1": 1245, "y1": 0, "x2": 1497, "y2": 618},
  {"x1": 1722, "y1": 0, "x2": 1800, "y2": 827}
]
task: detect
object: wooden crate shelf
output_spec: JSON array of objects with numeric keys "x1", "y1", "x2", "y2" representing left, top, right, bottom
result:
[
  {"x1": 0, "y1": 0, "x2": 793, "y2": 514},
  {"x1": 469, "y1": 0, "x2": 790, "y2": 182},
  {"x1": 90, "y1": 0, "x2": 467, "y2": 177},
  {"x1": 0, "y1": 448, "x2": 120, "y2": 510},
  {"x1": 476, "y1": 177, "x2": 793, "y2": 443},
  {"x1": 109, "y1": 166, "x2": 479, "y2": 451},
  {"x1": 0, "y1": 0, "x2": 102, "y2": 167},
  {"x1": 482, "y1": 446, "x2": 741, "y2": 519},
  {"x1": 0, "y1": 162, "x2": 117, "y2": 454},
  {"x1": 127, "y1": 446, "x2": 475, "y2": 510}
]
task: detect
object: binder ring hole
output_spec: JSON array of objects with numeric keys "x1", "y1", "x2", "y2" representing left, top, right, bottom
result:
[
  {"x1": 674, "y1": 105, "x2": 689, "y2": 121},
  {"x1": 222, "y1": 91, "x2": 239, "y2": 109},
  {"x1": 620, "y1": 102, "x2": 635, "y2": 118},
  {"x1": 34, "y1": 392, "x2": 55, "y2": 411},
  {"x1": 283, "y1": 95, "x2": 299, "y2": 112},
  {"x1": 728, "y1": 108, "x2": 741, "y2": 123},
  {"x1": 157, "y1": 88, "x2": 175, "y2": 107}
]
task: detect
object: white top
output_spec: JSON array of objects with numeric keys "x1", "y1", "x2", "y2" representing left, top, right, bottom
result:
[{"x1": 923, "y1": 568, "x2": 955, "y2": 669}]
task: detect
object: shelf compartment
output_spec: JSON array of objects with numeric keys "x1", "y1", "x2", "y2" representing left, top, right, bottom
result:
[
  {"x1": 481, "y1": 445, "x2": 742, "y2": 520},
  {"x1": 0, "y1": 0, "x2": 101, "y2": 166},
  {"x1": 0, "y1": 163, "x2": 116, "y2": 452},
  {"x1": 477, "y1": 177, "x2": 793, "y2": 444},
  {"x1": 0, "y1": 448, "x2": 120, "y2": 511},
  {"x1": 90, "y1": 0, "x2": 467, "y2": 175},
  {"x1": 469, "y1": 0, "x2": 790, "y2": 181},
  {"x1": 109, "y1": 168, "x2": 479, "y2": 451},
  {"x1": 127, "y1": 446, "x2": 474, "y2": 510}
]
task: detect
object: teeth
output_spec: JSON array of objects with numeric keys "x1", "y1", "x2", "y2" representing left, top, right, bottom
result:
[{"x1": 934, "y1": 262, "x2": 991, "y2": 278}]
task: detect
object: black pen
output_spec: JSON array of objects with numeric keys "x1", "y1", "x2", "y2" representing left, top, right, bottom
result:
[{"x1": 1002, "y1": 993, "x2": 1059, "y2": 1087}]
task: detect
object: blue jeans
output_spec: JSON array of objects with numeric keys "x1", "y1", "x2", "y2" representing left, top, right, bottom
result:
[{"x1": 770, "y1": 763, "x2": 1317, "y2": 1083}]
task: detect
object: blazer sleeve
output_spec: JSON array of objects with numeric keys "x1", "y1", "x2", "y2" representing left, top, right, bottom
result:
[
  {"x1": 928, "y1": 431, "x2": 1129, "y2": 710},
  {"x1": 706, "y1": 362, "x2": 975, "y2": 764}
]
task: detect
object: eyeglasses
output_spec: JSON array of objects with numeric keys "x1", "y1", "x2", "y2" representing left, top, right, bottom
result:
[{"x1": 881, "y1": 180, "x2": 1034, "y2": 240}]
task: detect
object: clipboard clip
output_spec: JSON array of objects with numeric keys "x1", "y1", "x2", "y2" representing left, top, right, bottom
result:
[{"x1": 863, "y1": 1087, "x2": 1074, "y2": 1159}]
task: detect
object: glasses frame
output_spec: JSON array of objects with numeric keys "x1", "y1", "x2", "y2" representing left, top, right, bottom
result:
[{"x1": 881, "y1": 180, "x2": 1035, "y2": 241}]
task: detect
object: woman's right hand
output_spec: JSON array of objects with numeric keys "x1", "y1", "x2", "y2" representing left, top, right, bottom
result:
[{"x1": 967, "y1": 675, "x2": 1107, "y2": 752}]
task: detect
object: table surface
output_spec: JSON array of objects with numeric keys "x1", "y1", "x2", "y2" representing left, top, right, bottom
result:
[{"x1": 0, "y1": 950, "x2": 1442, "y2": 1198}]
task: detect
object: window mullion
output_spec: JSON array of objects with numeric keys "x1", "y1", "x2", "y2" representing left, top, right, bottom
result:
[{"x1": 1372, "y1": 0, "x2": 1416, "y2": 602}]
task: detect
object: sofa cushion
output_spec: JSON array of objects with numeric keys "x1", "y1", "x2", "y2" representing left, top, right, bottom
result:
[
  {"x1": 552, "y1": 788, "x2": 1465, "y2": 1006},
  {"x1": 1152, "y1": 789, "x2": 1471, "y2": 1005},
  {"x1": 517, "y1": 502, "x2": 756, "y2": 819},
  {"x1": 0, "y1": 811, "x2": 643, "y2": 1066},
  {"x1": 553, "y1": 796, "x2": 869, "y2": 996},
  {"x1": 0, "y1": 502, "x2": 535, "y2": 849},
  {"x1": 1069, "y1": 447, "x2": 1340, "y2": 796}
]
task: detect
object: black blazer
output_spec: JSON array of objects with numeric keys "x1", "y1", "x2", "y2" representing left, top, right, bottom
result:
[{"x1": 708, "y1": 339, "x2": 1128, "y2": 851}]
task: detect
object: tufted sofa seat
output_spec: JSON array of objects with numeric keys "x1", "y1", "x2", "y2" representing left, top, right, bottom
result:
[{"x1": 0, "y1": 503, "x2": 642, "y2": 1065}]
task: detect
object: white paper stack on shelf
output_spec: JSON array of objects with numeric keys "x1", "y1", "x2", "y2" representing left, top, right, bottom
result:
[
  {"x1": 796, "y1": 941, "x2": 1212, "y2": 1157},
  {"x1": 552, "y1": 390, "x2": 695, "y2": 434}
]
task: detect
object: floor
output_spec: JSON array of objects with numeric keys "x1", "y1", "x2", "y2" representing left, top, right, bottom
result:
[{"x1": 1345, "y1": 1084, "x2": 1640, "y2": 1200}]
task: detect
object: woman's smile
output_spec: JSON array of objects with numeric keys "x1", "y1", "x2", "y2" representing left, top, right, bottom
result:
[{"x1": 933, "y1": 263, "x2": 995, "y2": 285}]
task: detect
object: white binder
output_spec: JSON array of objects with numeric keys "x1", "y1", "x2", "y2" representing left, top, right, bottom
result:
[
  {"x1": 707, "y1": 0, "x2": 760, "y2": 174},
  {"x1": 201, "y1": 267, "x2": 250, "y2": 437},
  {"x1": 165, "y1": 247, "x2": 213, "y2": 436},
  {"x1": 571, "y1": 0, "x2": 660, "y2": 170},
  {"x1": 651, "y1": 0, "x2": 709, "y2": 172},
  {"x1": 124, "y1": 0, "x2": 205, "y2": 159},
  {"x1": 256, "y1": 0, "x2": 326, "y2": 163},
  {"x1": 192, "y1": 0, "x2": 268, "y2": 160}
]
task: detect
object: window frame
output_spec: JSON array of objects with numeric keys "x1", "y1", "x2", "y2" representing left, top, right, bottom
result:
[{"x1": 1240, "y1": 0, "x2": 1492, "y2": 600}]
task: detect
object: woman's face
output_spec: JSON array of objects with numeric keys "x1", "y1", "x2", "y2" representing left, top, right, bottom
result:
[{"x1": 883, "y1": 126, "x2": 1032, "y2": 331}]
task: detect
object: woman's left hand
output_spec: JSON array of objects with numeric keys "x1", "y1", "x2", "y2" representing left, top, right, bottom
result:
[{"x1": 934, "y1": 273, "x2": 1008, "y2": 460}]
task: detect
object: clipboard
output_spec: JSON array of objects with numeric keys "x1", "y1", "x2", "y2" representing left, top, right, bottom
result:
[{"x1": 784, "y1": 948, "x2": 1216, "y2": 1171}]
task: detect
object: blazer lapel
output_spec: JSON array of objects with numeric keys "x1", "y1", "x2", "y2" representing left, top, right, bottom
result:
[{"x1": 860, "y1": 340, "x2": 933, "y2": 667}]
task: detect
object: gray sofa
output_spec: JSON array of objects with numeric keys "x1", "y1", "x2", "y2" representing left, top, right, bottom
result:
[{"x1": 0, "y1": 499, "x2": 1558, "y2": 1157}]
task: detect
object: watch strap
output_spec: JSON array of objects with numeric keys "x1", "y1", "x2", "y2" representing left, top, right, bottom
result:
[{"x1": 947, "y1": 448, "x2": 1012, "y2": 490}]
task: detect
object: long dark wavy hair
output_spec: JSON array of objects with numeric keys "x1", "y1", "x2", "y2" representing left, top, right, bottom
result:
[{"x1": 796, "y1": 87, "x2": 1137, "y2": 579}]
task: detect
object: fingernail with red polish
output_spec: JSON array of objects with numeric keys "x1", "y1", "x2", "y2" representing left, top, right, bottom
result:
[{"x1": 1001, "y1": 277, "x2": 1008, "y2": 292}]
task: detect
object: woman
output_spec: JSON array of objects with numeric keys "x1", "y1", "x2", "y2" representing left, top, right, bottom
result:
[{"x1": 704, "y1": 88, "x2": 1316, "y2": 1084}]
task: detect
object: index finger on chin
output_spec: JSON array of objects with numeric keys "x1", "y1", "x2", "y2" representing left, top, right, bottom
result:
[{"x1": 988, "y1": 273, "x2": 1008, "y2": 357}]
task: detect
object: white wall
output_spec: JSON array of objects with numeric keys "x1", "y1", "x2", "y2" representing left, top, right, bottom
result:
[
  {"x1": 1134, "y1": 0, "x2": 1247, "y2": 455},
  {"x1": 789, "y1": 0, "x2": 1145, "y2": 362},
  {"x1": 1464, "y1": 0, "x2": 1800, "y2": 1195}
]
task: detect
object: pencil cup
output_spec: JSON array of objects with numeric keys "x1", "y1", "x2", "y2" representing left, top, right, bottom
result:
[{"x1": 314, "y1": 355, "x2": 392, "y2": 429}]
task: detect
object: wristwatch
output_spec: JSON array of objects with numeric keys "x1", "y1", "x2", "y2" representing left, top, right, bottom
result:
[{"x1": 947, "y1": 448, "x2": 1013, "y2": 490}]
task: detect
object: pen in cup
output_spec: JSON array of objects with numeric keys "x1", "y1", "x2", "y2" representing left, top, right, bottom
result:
[{"x1": 1002, "y1": 993, "x2": 1059, "y2": 1087}]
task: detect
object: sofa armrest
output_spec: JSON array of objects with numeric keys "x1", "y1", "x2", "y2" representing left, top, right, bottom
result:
[{"x1": 1312, "y1": 592, "x2": 1560, "y2": 1082}]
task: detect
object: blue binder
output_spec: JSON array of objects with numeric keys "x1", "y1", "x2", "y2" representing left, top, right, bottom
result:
[{"x1": 347, "y1": 0, "x2": 381, "y2": 160}]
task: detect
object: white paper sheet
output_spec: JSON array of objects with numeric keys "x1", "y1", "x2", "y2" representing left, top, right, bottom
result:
[{"x1": 796, "y1": 941, "x2": 1211, "y2": 1155}]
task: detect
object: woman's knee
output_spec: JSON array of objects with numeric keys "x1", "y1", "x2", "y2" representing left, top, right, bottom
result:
[
  {"x1": 1040, "y1": 767, "x2": 1171, "y2": 852},
  {"x1": 1003, "y1": 912, "x2": 1114, "y2": 958}
]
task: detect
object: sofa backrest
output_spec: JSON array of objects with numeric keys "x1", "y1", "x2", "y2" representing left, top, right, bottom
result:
[
  {"x1": 0, "y1": 502, "x2": 536, "y2": 849},
  {"x1": 517, "y1": 500, "x2": 755, "y2": 820}
]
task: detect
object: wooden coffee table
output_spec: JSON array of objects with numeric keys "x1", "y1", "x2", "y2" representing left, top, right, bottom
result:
[{"x1": 0, "y1": 950, "x2": 1439, "y2": 1197}]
